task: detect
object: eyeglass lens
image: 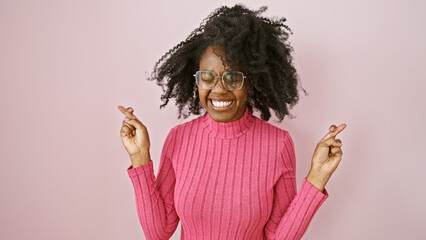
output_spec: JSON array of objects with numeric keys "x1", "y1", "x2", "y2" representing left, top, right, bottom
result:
[{"x1": 197, "y1": 71, "x2": 244, "y2": 90}]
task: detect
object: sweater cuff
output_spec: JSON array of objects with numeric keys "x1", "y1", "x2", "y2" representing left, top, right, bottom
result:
[
  {"x1": 300, "y1": 177, "x2": 328, "y2": 207},
  {"x1": 301, "y1": 177, "x2": 329, "y2": 203},
  {"x1": 127, "y1": 160, "x2": 154, "y2": 178}
]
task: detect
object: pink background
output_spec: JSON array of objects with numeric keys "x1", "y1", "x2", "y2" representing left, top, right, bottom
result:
[{"x1": 1, "y1": 0, "x2": 425, "y2": 239}]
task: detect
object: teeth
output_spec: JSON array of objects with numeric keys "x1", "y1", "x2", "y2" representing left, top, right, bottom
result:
[{"x1": 212, "y1": 100, "x2": 232, "y2": 107}]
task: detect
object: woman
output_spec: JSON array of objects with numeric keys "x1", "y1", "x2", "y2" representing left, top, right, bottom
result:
[{"x1": 118, "y1": 4, "x2": 346, "y2": 240}]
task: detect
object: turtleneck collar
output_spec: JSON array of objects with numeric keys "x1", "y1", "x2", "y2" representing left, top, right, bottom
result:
[{"x1": 201, "y1": 106, "x2": 255, "y2": 139}]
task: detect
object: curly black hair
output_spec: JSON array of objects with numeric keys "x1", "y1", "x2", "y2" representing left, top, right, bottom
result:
[{"x1": 148, "y1": 4, "x2": 307, "y2": 122}]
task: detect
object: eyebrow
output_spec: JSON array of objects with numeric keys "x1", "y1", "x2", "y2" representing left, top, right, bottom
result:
[{"x1": 199, "y1": 70, "x2": 223, "y2": 75}]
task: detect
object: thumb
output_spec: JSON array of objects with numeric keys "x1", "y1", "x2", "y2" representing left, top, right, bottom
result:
[{"x1": 123, "y1": 118, "x2": 146, "y2": 133}]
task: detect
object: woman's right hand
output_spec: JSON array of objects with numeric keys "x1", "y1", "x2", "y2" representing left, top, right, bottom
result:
[{"x1": 118, "y1": 105, "x2": 151, "y2": 166}]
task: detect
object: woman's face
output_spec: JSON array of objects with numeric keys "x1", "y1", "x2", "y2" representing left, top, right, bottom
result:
[{"x1": 198, "y1": 45, "x2": 249, "y2": 122}]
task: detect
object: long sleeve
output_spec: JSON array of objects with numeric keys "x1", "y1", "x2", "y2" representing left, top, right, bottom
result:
[
  {"x1": 126, "y1": 127, "x2": 179, "y2": 240},
  {"x1": 264, "y1": 132, "x2": 329, "y2": 240}
]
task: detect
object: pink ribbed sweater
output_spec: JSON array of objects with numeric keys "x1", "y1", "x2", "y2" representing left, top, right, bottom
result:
[{"x1": 127, "y1": 107, "x2": 328, "y2": 240}]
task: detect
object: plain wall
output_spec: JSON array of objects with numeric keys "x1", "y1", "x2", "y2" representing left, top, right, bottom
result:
[{"x1": 1, "y1": 0, "x2": 425, "y2": 239}]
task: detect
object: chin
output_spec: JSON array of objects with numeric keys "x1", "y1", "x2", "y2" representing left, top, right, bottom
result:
[
  {"x1": 209, "y1": 112, "x2": 233, "y2": 122},
  {"x1": 204, "y1": 108, "x2": 227, "y2": 121}
]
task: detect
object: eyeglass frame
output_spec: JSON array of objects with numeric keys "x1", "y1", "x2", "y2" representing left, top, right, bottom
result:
[{"x1": 193, "y1": 70, "x2": 247, "y2": 91}]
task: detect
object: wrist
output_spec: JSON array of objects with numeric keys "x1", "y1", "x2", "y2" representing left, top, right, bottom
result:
[
  {"x1": 306, "y1": 168, "x2": 331, "y2": 193},
  {"x1": 130, "y1": 150, "x2": 151, "y2": 167}
]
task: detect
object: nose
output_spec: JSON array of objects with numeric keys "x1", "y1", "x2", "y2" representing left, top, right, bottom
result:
[{"x1": 211, "y1": 78, "x2": 228, "y2": 94}]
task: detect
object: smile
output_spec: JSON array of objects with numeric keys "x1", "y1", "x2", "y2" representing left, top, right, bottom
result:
[{"x1": 210, "y1": 99, "x2": 234, "y2": 110}]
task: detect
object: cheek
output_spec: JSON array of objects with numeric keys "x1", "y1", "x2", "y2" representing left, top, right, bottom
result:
[
  {"x1": 235, "y1": 90, "x2": 248, "y2": 104},
  {"x1": 198, "y1": 89, "x2": 208, "y2": 105}
]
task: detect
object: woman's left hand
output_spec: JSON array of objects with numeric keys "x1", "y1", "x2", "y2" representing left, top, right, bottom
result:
[{"x1": 306, "y1": 123, "x2": 347, "y2": 192}]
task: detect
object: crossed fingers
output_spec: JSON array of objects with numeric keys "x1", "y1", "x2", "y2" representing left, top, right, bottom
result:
[{"x1": 321, "y1": 123, "x2": 346, "y2": 142}]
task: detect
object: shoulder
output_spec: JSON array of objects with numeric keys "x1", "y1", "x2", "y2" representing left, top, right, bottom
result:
[
  {"x1": 252, "y1": 115, "x2": 291, "y2": 141},
  {"x1": 161, "y1": 114, "x2": 205, "y2": 155},
  {"x1": 168, "y1": 113, "x2": 206, "y2": 137}
]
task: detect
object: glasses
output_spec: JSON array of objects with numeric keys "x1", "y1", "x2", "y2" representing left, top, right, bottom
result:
[{"x1": 193, "y1": 70, "x2": 246, "y2": 91}]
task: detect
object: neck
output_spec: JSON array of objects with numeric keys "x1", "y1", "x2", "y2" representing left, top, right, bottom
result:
[{"x1": 201, "y1": 106, "x2": 255, "y2": 139}]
